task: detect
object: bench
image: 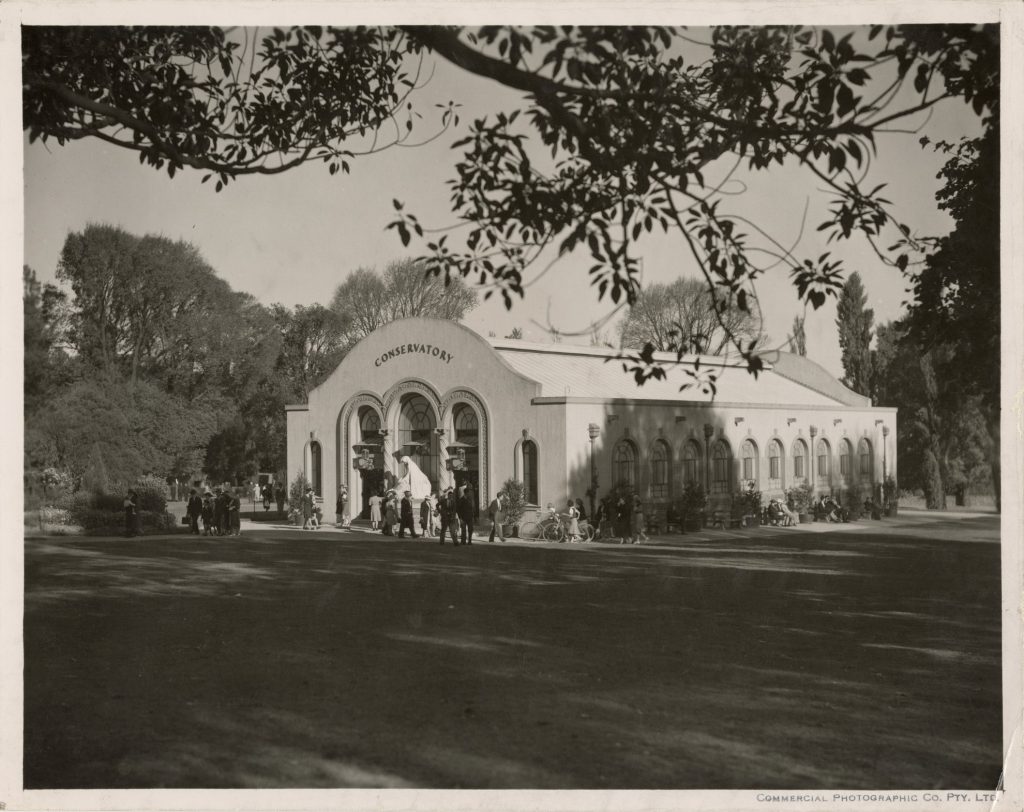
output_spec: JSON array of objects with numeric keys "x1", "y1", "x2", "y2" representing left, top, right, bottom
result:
[{"x1": 646, "y1": 506, "x2": 684, "y2": 535}]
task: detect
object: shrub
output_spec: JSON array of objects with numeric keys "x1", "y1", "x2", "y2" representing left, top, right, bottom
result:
[
  {"x1": 786, "y1": 481, "x2": 814, "y2": 514},
  {"x1": 733, "y1": 482, "x2": 762, "y2": 515},
  {"x1": 496, "y1": 478, "x2": 527, "y2": 526},
  {"x1": 676, "y1": 482, "x2": 707, "y2": 527},
  {"x1": 133, "y1": 474, "x2": 169, "y2": 513},
  {"x1": 77, "y1": 508, "x2": 176, "y2": 535},
  {"x1": 290, "y1": 471, "x2": 312, "y2": 513}
]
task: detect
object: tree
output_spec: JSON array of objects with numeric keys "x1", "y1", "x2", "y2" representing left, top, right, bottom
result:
[
  {"x1": 906, "y1": 124, "x2": 1000, "y2": 508},
  {"x1": 56, "y1": 224, "x2": 245, "y2": 392},
  {"x1": 23, "y1": 265, "x2": 72, "y2": 411},
  {"x1": 835, "y1": 271, "x2": 874, "y2": 396},
  {"x1": 618, "y1": 277, "x2": 759, "y2": 355},
  {"x1": 329, "y1": 259, "x2": 477, "y2": 347},
  {"x1": 23, "y1": 24, "x2": 999, "y2": 389},
  {"x1": 872, "y1": 320, "x2": 993, "y2": 509},
  {"x1": 274, "y1": 303, "x2": 351, "y2": 401}
]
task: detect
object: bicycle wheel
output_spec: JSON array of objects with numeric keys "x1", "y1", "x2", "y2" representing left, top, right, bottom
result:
[
  {"x1": 518, "y1": 520, "x2": 539, "y2": 539},
  {"x1": 582, "y1": 522, "x2": 595, "y2": 541},
  {"x1": 544, "y1": 522, "x2": 565, "y2": 542}
]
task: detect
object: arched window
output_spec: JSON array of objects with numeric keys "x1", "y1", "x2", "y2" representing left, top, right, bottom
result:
[
  {"x1": 768, "y1": 439, "x2": 784, "y2": 489},
  {"x1": 682, "y1": 440, "x2": 701, "y2": 486},
  {"x1": 522, "y1": 440, "x2": 538, "y2": 504},
  {"x1": 651, "y1": 440, "x2": 670, "y2": 498},
  {"x1": 309, "y1": 441, "x2": 322, "y2": 497},
  {"x1": 359, "y1": 407, "x2": 381, "y2": 441},
  {"x1": 612, "y1": 440, "x2": 638, "y2": 488},
  {"x1": 741, "y1": 439, "x2": 758, "y2": 484},
  {"x1": 792, "y1": 439, "x2": 808, "y2": 483},
  {"x1": 711, "y1": 440, "x2": 731, "y2": 494},
  {"x1": 858, "y1": 438, "x2": 874, "y2": 479},
  {"x1": 816, "y1": 438, "x2": 831, "y2": 487},
  {"x1": 839, "y1": 438, "x2": 853, "y2": 481}
]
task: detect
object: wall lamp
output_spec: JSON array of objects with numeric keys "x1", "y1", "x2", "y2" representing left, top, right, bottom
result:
[{"x1": 734, "y1": 417, "x2": 745, "y2": 426}]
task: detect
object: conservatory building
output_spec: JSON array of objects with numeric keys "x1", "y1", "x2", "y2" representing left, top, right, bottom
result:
[{"x1": 285, "y1": 317, "x2": 896, "y2": 524}]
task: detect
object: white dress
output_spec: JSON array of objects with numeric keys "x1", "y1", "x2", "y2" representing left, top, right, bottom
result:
[{"x1": 369, "y1": 495, "x2": 382, "y2": 523}]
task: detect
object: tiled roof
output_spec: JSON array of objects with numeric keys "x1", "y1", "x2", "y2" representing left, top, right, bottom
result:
[{"x1": 488, "y1": 340, "x2": 868, "y2": 407}]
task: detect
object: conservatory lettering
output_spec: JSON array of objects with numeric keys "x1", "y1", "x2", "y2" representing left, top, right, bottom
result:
[{"x1": 374, "y1": 343, "x2": 454, "y2": 367}]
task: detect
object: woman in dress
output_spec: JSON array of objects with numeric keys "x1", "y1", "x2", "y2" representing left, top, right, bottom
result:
[
  {"x1": 631, "y1": 494, "x2": 648, "y2": 544},
  {"x1": 368, "y1": 490, "x2": 383, "y2": 530},
  {"x1": 566, "y1": 499, "x2": 581, "y2": 543},
  {"x1": 383, "y1": 491, "x2": 398, "y2": 535}
]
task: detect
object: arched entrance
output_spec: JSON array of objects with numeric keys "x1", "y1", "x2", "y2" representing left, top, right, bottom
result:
[
  {"x1": 355, "y1": 405, "x2": 385, "y2": 519},
  {"x1": 450, "y1": 402, "x2": 481, "y2": 515},
  {"x1": 398, "y1": 393, "x2": 439, "y2": 492}
]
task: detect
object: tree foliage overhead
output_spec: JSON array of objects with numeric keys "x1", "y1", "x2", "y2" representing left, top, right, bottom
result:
[
  {"x1": 835, "y1": 271, "x2": 874, "y2": 397},
  {"x1": 22, "y1": 23, "x2": 999, "y2": 391}
]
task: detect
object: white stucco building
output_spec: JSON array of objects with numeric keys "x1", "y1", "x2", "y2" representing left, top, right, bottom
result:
[{"x1": 286, "y1": 317, "x2": 896, "y2": 524}]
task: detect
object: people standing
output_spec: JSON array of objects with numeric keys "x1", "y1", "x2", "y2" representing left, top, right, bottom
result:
[
  {"x1": 614, "y1": 495, "x2": 631, "y2": 545},
  {"x1": 261, "y1": 483, "x2": 272, "y2": 511},
  {"x1": 302, "y1": 485, "x2": 315, "y2": 530},
  {"x1": 631, "y1": 494, "x2": 648, "y2": 544},
  {"x1": 186, "y1": 488, "x2": 202, "y2": 535},
  {"x1": 488, "y1": 492, "x2": 506, "y2": 543},
  {"x1": 201, "y1": 491, "x2": 214, "y2": 535},
  {"x1": 457, "y1": 484, "x2": 475, "y2": 545},
  {"x1": 383, "y1": 491, "x2": 397, "y2": 535},
  {"x1": 369, "y1": 490, "x2": 383, "y2": 530},
  {"x1": 229, "y1": 489, "x2": 242, "y2": 536},
  {"x1": 336, "y1": 484, "x2": 349, "y2": 529},
  {"x1": 123, "y1": 490, "x2": 138, "y2": 538},
  {"x1": 212, "y1": 488, "x2": 225, "y2": 536},
  {"x1": 398, "y1": 490, "x2": 419, "y2": 538},
  {"x1": 274, "y1": 481, "x2": 286, "y2": 517},
  {"x1": 438, "y1": 486, "x2": 460, "y2": 546},
  {"x1": 566, "y1": 499, "x2": 581, "y2": 543},
  {"x1": 420, "y1": 492, "x2": 436, "y2": 538}
]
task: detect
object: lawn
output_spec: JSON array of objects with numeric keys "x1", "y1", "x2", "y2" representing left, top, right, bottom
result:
[{"x1": 23, "y1": 516, "x2": 1002, "y2": 789}]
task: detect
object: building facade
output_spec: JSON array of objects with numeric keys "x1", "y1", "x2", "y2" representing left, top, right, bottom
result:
[{"x1": 286, "y1": 317, "x2": 897, "y2": 523}]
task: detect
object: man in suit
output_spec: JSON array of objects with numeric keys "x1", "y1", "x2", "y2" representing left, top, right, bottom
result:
[
  {"x1": 398, "y1": 490, "x2": 419, "y2": 538},
  {"x1": 186, "y1": 488, "x2": 203, "y2": 535},
  {"x1": 487, "y1": 492, "x2": 505, "y2": 543},
  {"x1": 438, "y1": 486, "x2": 460, "y2": 546},
  {"x1": 457, "y1": 484, "x2": 475, "y2": 545}
]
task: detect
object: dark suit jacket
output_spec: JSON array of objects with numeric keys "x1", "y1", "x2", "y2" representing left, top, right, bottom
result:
[
  {"x1": 400, "y1": 496, "x2": 414, "y2": 521},
  {"x1": 456, "y1": 492, "x2": 475, "y2": 522}
]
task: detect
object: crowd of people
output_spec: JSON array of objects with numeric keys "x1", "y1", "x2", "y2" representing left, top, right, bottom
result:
[
  {"x1": 592, "y1": 493, "x2": 649, "y2": 545},
  {"x1": 366, "y1": 484, "x2": 480, "y2": 545},
  {"x1": 183, "y1": 487, "x2": 244, "y2": 536}
]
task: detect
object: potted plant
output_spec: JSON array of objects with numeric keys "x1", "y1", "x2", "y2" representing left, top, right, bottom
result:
[
  {"x1": 786, "y1": 481, "x2": 814, "y2": 524},
  {"x1": 497, "y1": 478, "x2": 527, "y2": 537},
  {"x1": 737, "y1": 482, "x2": 763, "y2": 527},
  {"x1": 677, "y1": 482, "x2": 706, "y2": 533}
]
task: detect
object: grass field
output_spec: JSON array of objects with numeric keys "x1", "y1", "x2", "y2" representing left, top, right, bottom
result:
[{"x1": 24, "y1": 515, "x2": 1001, "y2": 789}]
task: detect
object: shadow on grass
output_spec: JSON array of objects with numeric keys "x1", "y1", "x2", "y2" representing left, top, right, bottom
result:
[{"x1": 24, "y1": 519, "x2": 1001, "y2": 789}]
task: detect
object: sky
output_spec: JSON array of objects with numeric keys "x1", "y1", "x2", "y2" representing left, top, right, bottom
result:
[{"x1": 21, "y1": 24, "x2": 984, "y2": 380}]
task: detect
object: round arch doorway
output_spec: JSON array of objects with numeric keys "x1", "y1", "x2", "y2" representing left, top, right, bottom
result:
[
  {"x1": 450, "y1": 403, "x2": 481, "y2": 516},
  {"x1": 398, "y1": 393, "x2": 439, "y2": 493}
]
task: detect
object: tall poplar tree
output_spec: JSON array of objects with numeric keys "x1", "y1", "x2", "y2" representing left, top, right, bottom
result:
[{"x1": 836, "y1": 272, "x2": 874, "y2": 397}]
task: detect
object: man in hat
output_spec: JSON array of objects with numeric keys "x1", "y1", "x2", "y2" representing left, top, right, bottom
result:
[
  {"x1": 438, "y1": 486, "x2": 460, "y2": 546},
  {"x1": 302, "y1": 485, "x2": 315, "y2": 530},
  {"x1": 398, "y1": 489, "x2": 419, "y2": 538},
  {"x1": 487, "y1": 491, "x2": 506, "y2": 543},
  {"x1": 457, "y1": 483, "x2": 475, "y2": 545},
  {"x1": 186, "y1": 488, "x2": 203, "y2": 536}
]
